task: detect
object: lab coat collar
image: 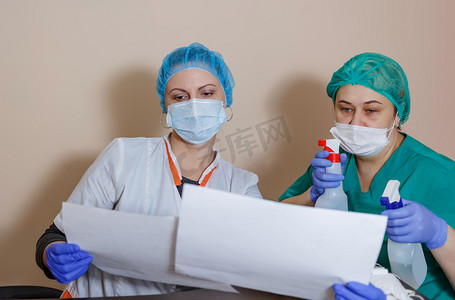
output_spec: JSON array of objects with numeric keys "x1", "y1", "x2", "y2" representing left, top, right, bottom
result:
[{"x1": 163, "y1": 134, "x2": 219, "y2": 185}]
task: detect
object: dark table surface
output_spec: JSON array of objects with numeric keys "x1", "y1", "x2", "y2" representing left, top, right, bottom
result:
[
  {"x1": 102, "y1": 288, "x2": 301, "y2": 300},
  {"x1": 41, "y1": 288, "x2": 302, "y2": 300},
  {"x1": 24, "y1": 284, "x2": 429, "y2": 300}
]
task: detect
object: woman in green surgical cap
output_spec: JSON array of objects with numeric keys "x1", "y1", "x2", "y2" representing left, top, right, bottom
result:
[{"x1": 280, "y1": 53, "x2": 455, "y2": 299}]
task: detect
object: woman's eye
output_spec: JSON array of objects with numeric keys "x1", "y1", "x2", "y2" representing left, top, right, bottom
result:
[
  {"x1": 173, "y1": 95, "x2": 188, "y2": 101},
  {"x1": 366, "y1": 109, "x2": 377, "y2": 114},
  {"x1": 200, "y1": 89, "x2": 215, "y2": 97},
  {"x1": 342, "y1": 108, "x2": 352, "y2": 113}
]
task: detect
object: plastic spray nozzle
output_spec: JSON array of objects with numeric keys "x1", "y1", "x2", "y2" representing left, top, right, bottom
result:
[
  {"x1": 318, "y1": 139, "x2": 340, "y2": 162},
  {"x1": 380, "y1": 180, "x2": 403, "y2": 210}
]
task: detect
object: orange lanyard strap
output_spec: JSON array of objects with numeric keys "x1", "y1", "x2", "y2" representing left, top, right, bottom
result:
[
  {"x1": 164, "y1": 140, "x2": 182, "y2": 186},
  {"x1": 164, "y1": 139, "x2": 216, "y2": 188},
  {"x1": 200, "y1": 166, "x2": 216, "y2": 187},
  {"x1": 61, "y1": 290, "x2": 72, "y2": 299}
]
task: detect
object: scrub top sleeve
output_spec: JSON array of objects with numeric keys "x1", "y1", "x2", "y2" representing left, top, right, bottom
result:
[
  {"x1": 400, "y1": 158, "x2": 455, "y2": 229},
  {"x1": 428, "y1": 172, "x2": 455, "y2": 228},
  {"x1": 244, "y1": 173, "x2": 262, "y2": 199},
  {"x1": 53, "y1": 138, "x2": 125, "y2": 231},
  {"x1": 278, "y1": 165, "x2": 313, "y2": 201},
  {"x1": 229, "y1": 167, "x2": 263, "y2": 199}
]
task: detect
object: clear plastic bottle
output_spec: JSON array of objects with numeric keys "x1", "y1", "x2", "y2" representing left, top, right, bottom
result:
[
  {"x1": 314, "y1": 139, "x2": 348, "y2": 211},
  {"x1": 381, "y1": 180, "x2": 427, "y2": 289}
]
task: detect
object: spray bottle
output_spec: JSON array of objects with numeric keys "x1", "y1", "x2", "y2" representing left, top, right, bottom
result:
[
  {"x1": 381, "y1": 180, "x2": 427, "y2": 289},
  {"x1": 314, "y1": 139, "x2": 348, "y2": 211}
]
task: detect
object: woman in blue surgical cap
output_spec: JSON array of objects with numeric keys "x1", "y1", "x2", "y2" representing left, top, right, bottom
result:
[
  {"x1": 280, "y1": 53, "x2": 455, "y2": 299},
  {"x1": 35, "y1": 43, "x2": 262, "y2": 298}
]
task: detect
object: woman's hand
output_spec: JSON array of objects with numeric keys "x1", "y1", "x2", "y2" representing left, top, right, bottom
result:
[
  {"x1": 333, "y1": 282, "x2": 385, "y2": 300},
  {"x1": 382, "y1": 200, "x2": 455, "y2": 289},
  {"x1": 45, "y1": 242, "x2": 93, "y2": 284},
  {"x1": 310, "y1": 151, "x2": 346, "y2": 203},
  {"x1": 381, "y1": 199, "x2": 447, "y2": 249}
]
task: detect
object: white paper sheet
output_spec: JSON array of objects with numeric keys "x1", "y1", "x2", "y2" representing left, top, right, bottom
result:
[
  {"x1": 176, "y1": 185, "x2": 387, "y2": 300},
  {"x1": 62, "y1": 202, "x2": 236, "y2": 292}
]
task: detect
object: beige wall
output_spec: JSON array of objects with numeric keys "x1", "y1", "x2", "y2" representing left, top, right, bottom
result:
[{"x1": 1, "y1": 0, "x2": 454, "y2": 289}]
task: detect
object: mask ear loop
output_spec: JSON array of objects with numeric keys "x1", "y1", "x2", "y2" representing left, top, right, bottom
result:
[
  {"x1": 225, "y1": 106, "x2": 233, "y2": 122},
  {"x1": 160, "y1": 113, "x2": 171, "y2": 129},
  {"x1": 386, "y1": 112, "x2": 399, "y2": 139},
  {"x1": 395, "y1": 113, "x2": 401, "y2": 130}
]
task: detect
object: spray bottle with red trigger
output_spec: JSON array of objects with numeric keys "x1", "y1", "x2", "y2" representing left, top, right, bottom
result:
[{"x1": 314, "y1": 139, "x2": 348, "y2": 211}]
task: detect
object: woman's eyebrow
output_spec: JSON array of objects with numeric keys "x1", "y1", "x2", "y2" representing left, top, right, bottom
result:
[
  {"x1": 168, "y1": 88, "x2": 187, "y2": 93},
  {"x1": 336, "y1": 100, "x2": 383, "y2": 105},
  {"x1": 336, "y1": 100, "x2": 352, "y2": 105},
  {"x1": 364, "y1": 100, "x2": 383, "y2": 105}
]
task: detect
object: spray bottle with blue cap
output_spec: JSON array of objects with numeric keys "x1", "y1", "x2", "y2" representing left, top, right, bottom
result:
[
  {"x1": 381, "y1": 180, "x2": 427, "y2": 289},
  {"x1": 314, "y1": 139, "x2": 348, "y2": 211}
]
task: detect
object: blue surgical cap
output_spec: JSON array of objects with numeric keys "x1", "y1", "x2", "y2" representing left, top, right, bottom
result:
[
  {"x1": 156, "y1": 42, "x2": 235, "y2": 113},
  {"x1": 326, "y1": 53, "x2": 410, "y2": 124}
]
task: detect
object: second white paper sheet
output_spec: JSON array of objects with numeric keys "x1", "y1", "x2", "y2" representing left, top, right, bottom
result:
[{"x1": 176, "y1": 185, "x2": 387, "y2": 300}]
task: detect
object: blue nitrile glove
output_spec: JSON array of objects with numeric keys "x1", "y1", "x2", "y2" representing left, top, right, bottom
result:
[
  {"x1": 381, "y1": 199, "x2": 448, "y2": 249},
  {"x1": 333, "y1": 282, "x2": 385, "y2": 300},
  {"x1": 310, "y1": 151, "x2": 347, "y2": 203},
  {"x1": 46, "y1": 243, "x2": 93, "y2": 284}
]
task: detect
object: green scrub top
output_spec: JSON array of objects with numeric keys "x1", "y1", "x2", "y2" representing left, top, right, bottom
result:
[{"x1": 279, "y1": 134, "x2": 455, "y2": 300}]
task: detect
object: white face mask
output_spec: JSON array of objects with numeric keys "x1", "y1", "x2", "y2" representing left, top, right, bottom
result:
[
  {"x1": 329, "y1": 119, "x2": 396, "y2": 157},
  {"x1": 166, "y1": 99, "x2": 226, "y2": 145}
]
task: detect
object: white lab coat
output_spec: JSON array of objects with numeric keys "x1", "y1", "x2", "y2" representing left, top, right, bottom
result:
[{"x1": 53, "y1": 136, "x2": 262, "y2": 298}]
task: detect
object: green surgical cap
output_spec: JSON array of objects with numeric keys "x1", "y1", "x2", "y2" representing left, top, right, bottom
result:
[{"x1": 326, "y1": 53, "x2": 410, "y2": 124}]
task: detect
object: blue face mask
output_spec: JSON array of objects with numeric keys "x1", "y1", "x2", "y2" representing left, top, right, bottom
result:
[{"x1": 166, "y1": 99, "x2": 227, "y2": 145}]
